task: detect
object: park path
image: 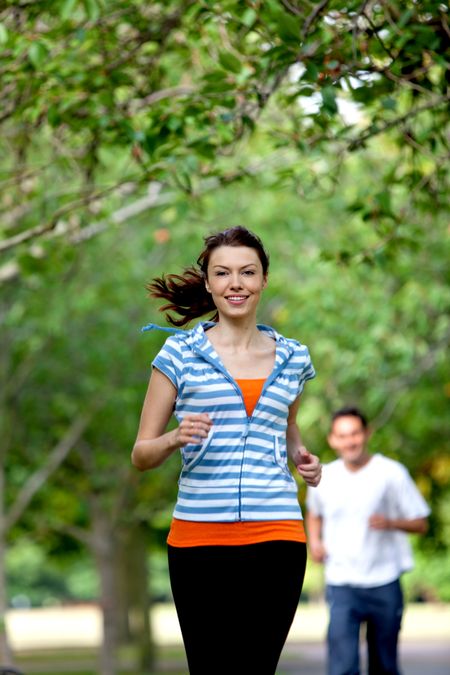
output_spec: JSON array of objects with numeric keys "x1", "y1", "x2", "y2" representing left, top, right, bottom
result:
[
  {"x1": 155, "y1": 640, "x2": 450, "y2": 674},
  {"x1": 277, "y1": 640, "x2": 450, "y2": 675}
]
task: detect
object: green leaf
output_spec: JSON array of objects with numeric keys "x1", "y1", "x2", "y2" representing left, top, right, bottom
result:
[
  {"x1": 201, "y1": 73, "x2": 235, "y2": 94},
  {"x1": 398, "y1": 8, "x2": 414, "y2": 28},
  {"x1": 83, "y1": 0, "x2": 100, "y2": 21},
  {"x1": 47, "y1": 105, "x2": 61, "y2": 127},
  {"x1": 266, "y1": 6, "x2": 300, "y2": 42},
  {"x1": 321, "y1": 86, "x2": 338, "y2": 115},
  {"x1": 298, "y1": 85, "x2": 315, "y2": 97},
  {"x1": 218, "y1": 50, "x2": 242, "y2": 74},
  {"x1": 241, "y1": 8, "x2": 257, "y2": 28},
  {"x1": 28, "y1": 42, "x2": 49, "y2": 68},
  {"x1": 351, "y1": 85, "x2": 374, "y2": 104},
  {"x1": 381, "y1": 97, "x2": 397, "y2": 111},
  {"x1": 302, "y1": 62, "x2": 319, "y2": 82},
  {"x1": 60, "y1": 0, "x2": 78, "y2": 21},
  {"x1": 375, "y1": 190, "x2": 393, "y2": 216},
  {"x1": 0, "y1": 22, "x2": 8, "y2": 45},
  {"x1": 242, "y1": 115, "x2": 255, "y2": 131}
]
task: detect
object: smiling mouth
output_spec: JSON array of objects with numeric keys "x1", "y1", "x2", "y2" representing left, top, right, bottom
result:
[{"x1": 226, "y1": 295, "x2": 248, "y2": 302}]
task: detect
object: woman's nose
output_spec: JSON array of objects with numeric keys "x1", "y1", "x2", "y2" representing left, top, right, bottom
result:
[{"x1": 229, "y1": 273, "x2": 242, "y2": 288}]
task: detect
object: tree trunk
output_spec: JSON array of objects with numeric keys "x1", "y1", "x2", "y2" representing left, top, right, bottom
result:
[
  {"x1": 116, "y1": 522, "x2": 154, "y2": 672},
  {"x1": 92, "y1": 507, "x2": 121, "y2": 675},
  {"x1": 0, "y1": 338, "x2": 13, "y2": 666},
  {"x1": 0, "y1": 466, "x2": 14, "y2": 665}
]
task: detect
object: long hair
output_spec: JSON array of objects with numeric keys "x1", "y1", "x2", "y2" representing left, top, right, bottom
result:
[{"x1": 147, "y1": 226, "x2": 270, "y2": 326}]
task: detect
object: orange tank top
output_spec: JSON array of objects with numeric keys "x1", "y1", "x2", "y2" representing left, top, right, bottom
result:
[{"x1": 167, "y1": 378, "x2": 306, "y2": 547}]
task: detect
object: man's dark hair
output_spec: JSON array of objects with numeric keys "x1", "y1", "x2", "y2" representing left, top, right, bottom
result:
[{"x1": 331, "y1": 406, "x2": 368, "y2": 429}]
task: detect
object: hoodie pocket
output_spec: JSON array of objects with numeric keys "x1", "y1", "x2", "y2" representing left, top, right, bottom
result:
[
  {"x1": 181, "y1": 428, "x2": 213, "y2": 473},
  {"x1": 274, "y1": 436, "x2": 293, "y2": 480}
]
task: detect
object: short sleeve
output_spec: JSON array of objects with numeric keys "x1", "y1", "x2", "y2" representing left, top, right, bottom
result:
[
  {"x1": 297, "y1": 346, "x2": 316, "y2": 396},
  {"x1": 306, "y1": 483, "x2": 323, "y2": 515},
  {"x1": 392, "y1": 465, "x2": 430, "y2": 520},
  {"x1": 151, "y1": 335, "x2": 184, "y2": 390}
]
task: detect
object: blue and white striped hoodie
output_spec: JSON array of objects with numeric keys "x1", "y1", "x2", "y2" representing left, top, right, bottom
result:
[{"x1": 143, "y1": 321, "x2": 315, "y2": 522}]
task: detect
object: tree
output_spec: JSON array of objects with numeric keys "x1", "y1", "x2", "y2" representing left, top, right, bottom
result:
[
  {"x1": 0, "y1": 0, "x2": 448, "y2": 668},
  {"x1": 0, "y1": 0, "x2": 448, "y2": 271}
]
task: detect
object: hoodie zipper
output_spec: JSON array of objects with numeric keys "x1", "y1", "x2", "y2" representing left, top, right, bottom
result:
[{"x1": 192, "y1": 333, "x2": 292, "y2": 521}]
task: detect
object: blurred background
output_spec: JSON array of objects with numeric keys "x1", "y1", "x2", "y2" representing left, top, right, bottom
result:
[{"x1": 0, "y1": 1, "x2": 449, "y2": 673}]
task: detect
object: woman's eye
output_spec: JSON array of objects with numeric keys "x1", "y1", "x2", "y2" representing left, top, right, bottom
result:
[
  {"x1": 243, "y1": 270, "x2": 255, "y2": 275},
  {"x1": 215, "y1": 271, "x2": 227, "y2": 276}
]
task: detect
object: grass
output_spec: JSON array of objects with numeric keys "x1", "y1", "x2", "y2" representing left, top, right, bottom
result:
[{"x1": 13, "y1": 645, "x2": 189, "y2": 675}]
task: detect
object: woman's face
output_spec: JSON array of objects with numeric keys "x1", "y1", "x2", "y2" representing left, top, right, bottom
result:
[{"x1": 205, "y1": 245, "x2": 267, "y2": 320}]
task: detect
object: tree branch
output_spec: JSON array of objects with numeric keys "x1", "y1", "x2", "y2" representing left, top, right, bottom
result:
[
  {"x1": 4, "y1": 412, "x2": 94, "y2": 532},
  {"x1": 0, "y1": 151, "x2": 298, "y2": 282},
  {"x1": 0, "y1": 179, "x2": 143, "y2": 254},
  {"x1": 372, "y1": 330, "x2": 450, "y2": 429},
  {"x1": 130, "y1": 85, "x2": 195, "y2": 112},
  {"x1": 348, "y1": 93, "x2": 450, "y2": 151},
  {"x1": 280, "y1": 0, "x2": 305, "y2": 17},
  {"x1": 301, "y1": 0, "x2": 331, "y2": 39},
  {"x1": 54, "y1": 523, "x2": 96, "y2": 548}
]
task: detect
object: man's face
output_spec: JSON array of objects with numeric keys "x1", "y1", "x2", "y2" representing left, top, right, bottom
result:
[{"x1": 328, "y1": 415, "x2": 370, "y2": 467}]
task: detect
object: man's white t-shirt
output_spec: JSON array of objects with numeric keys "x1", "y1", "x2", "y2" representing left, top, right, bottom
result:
[{"x1": 306, "y1": 454, "x2": 430, "y2": 587}]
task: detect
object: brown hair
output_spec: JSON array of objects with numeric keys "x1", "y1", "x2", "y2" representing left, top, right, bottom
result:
[
  {"x1": 147, "y1": 226, "x2": 270, "y2": 326},
  {"x1": 331, "y1": 406, "x2": 368, "y2": 429}
]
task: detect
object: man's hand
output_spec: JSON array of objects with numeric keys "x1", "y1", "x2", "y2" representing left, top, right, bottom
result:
[
  {"x1": 309, "y1": 539, "x2": 327, "y2": 563},
  {"x1": 369, "y1": 514, "x2": 392, "y2": 530},
  {"x1": 368, "y1": 514, "x2": 428, "y2": 534}
]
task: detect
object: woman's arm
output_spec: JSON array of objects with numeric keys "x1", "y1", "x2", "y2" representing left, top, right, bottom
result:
[
  {"x1": 131, "y1": 368, "x2": 212, "y2": 471},
  {"x1": 286, "y1": 395, "x2": 322, "y2": 487}
]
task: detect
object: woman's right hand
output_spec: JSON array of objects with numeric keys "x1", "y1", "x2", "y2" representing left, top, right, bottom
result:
[
  {"x1": 133, "y1": 371, "x2": 213, "y2": 471},
  {"x1": 175, "y1": 414, "x2": 213, "y2": 447}
]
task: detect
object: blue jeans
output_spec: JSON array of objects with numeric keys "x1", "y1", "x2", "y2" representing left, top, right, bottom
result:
[{"x1": 326, "y1": 579, "x2": 403, "y2": 675}]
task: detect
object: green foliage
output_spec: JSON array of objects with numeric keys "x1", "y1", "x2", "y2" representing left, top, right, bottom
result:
[
  {"x1": 0, "y1": 0, "x2": 449, "y2": 614},
  {"x1": 0, "y1": 0, "x2": 448, "y2": 276},
  {"x1": 403, "y1": 549, "x2": 450, "y2": 602},
  {"x1": 2, "y1": 164, "x2": 449, "y2": 605},
  {"x1": 6, "y1": 539, "x2": 98, "y2": 607}
]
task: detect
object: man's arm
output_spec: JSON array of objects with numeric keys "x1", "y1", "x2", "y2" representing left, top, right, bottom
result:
[
  {"x1": 369, "y1": 514, "x2": 428, "y2": 534},
  {"x1": 306, "y1": 511, "x2": 327, "y2": 563},
  {"x1": 370, "y1": 465, "x2": 430, "y2": 535}
]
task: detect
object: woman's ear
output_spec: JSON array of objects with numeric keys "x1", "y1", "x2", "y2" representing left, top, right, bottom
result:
[
  {"x1": 205, "y1": 277, "x2": 211, "y2": 293},
  {"x1": 262, "y1": 275, "x2": 268, "y2": 289}
]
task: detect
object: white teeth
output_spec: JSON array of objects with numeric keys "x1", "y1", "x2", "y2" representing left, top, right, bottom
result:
[{"x1": 227, "y1": 296, "x2": 246, "y2": 301}]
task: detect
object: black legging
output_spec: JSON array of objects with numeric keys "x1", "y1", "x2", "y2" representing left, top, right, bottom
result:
[{"x1": 168, "y1": 540, "x2": 307, "y2": 675}]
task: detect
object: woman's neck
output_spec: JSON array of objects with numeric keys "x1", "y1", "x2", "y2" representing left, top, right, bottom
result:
[
  {"x1": 206, "y1": 318, "x2": 262, "y2": 352},
  {"x1": 205, "y1": 319, "x2": 275, "y2": 379}
]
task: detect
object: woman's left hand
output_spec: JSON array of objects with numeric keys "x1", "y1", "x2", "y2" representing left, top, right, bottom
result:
[{"x1": 295, "y1": 447, "x2": 322, "y2": 487}]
